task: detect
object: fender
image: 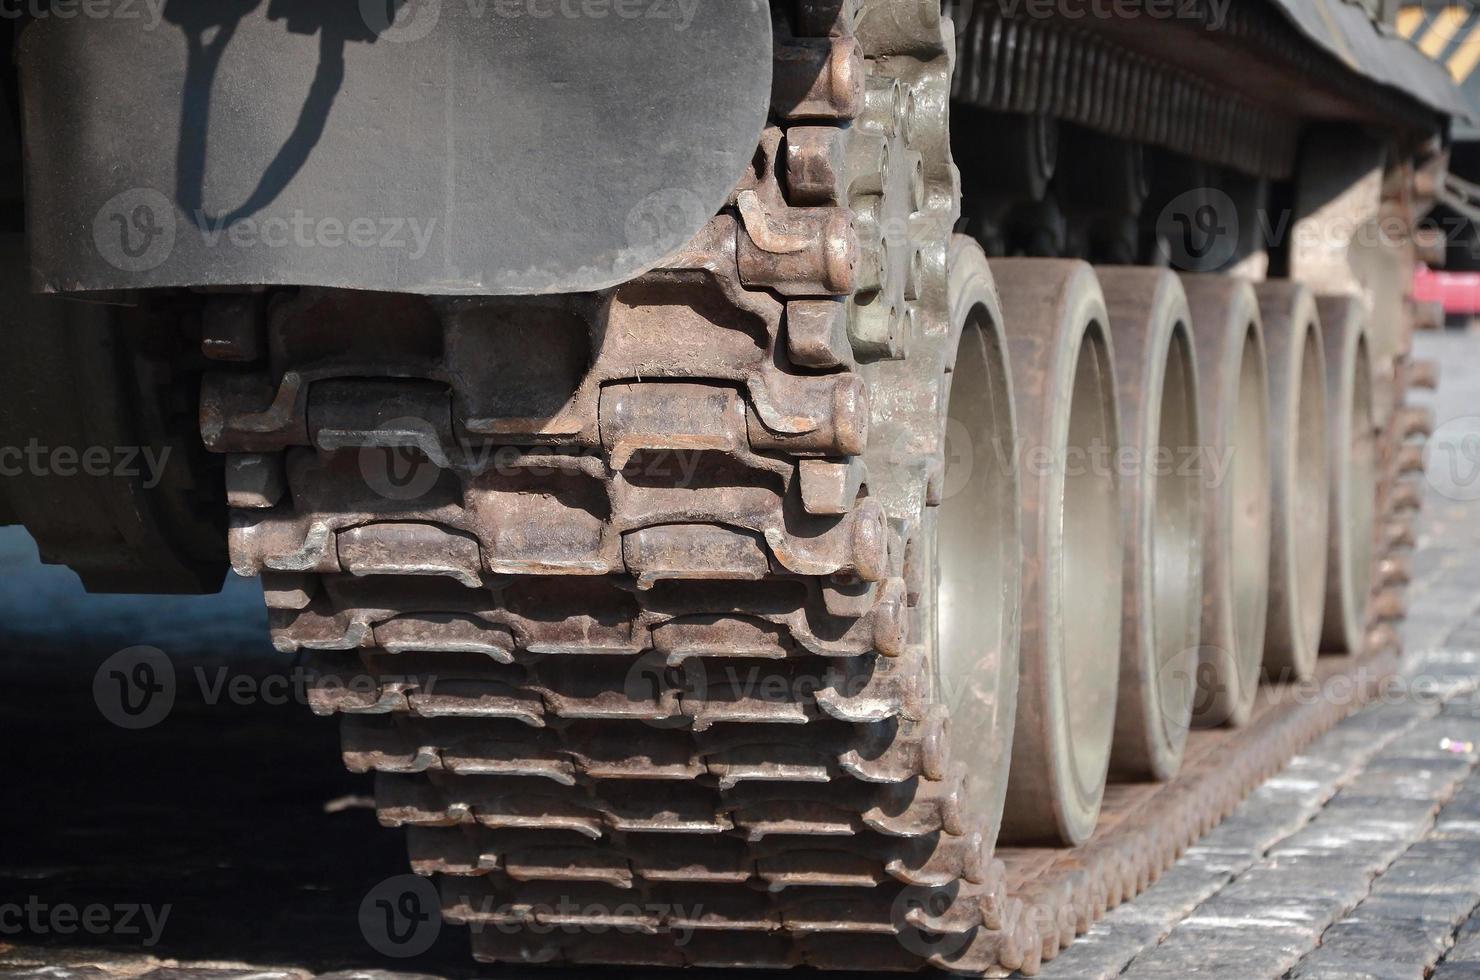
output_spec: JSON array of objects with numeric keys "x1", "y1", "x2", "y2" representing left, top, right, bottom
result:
[
  {"x1": 0, "y1": 234, "x2": 228, "y2": 595},
  {"x1": 18, "y1": 0, "x2": 772, "y2": 296}
]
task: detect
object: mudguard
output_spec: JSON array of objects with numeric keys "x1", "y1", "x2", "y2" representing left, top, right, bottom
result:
[
  {"x1": 1267, "y1": 0, "x2": 1471, "y2": 121},
  {"x1": 18, "y1": 0, "x2": 772, "y2": 296}
]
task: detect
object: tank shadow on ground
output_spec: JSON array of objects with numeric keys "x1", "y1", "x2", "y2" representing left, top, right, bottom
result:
[{"x1": 0, "y1": 528, "x2": 822, "y2": 979}]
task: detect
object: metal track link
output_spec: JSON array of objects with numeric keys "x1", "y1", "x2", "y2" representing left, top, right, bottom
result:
[
  {"x1": 200, "y1": 1, "x2": 1429, "y2": 973},
  {"x1": 200, "y1": 1, "x2": 1043, "y2": 972}
]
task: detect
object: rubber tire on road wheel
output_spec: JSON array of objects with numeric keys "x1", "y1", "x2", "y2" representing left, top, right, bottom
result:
[
  {"x1": 1315, "y1": 295, "x2": 1376, "y2": 654},
  {"x1": 1181, "y1": 275, "x2": 1271, "y2": 729},
  {"x1": 1256, "y1": 283, "x2": 1330, "y2": 682},
  {"x1": 1098, "y1": 267, "x2": 1203, "y2": 782},
  {"x1": 994, "y1": 258, "x2": 1122, "y2": 848}
]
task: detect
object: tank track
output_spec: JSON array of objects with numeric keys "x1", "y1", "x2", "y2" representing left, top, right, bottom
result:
[
  {"x1": 196, "y1": 1, "x2": 1436, "y2": 974},
  {"x1": 196, "y1": 1, "x2": 1044, "y2": 972}
]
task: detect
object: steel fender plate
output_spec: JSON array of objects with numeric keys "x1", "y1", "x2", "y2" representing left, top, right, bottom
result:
[
  {"x1": 18, "y1": 1, "x2": 772, "y2": 296},
  {"x1": 1266, "y1": 0, "x2": 1471, "y2": 122}
]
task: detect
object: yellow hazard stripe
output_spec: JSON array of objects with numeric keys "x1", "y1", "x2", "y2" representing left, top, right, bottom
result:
[
  {"x1": 1397, "y1": 6, "x2": 1426, "y2": 38},
  {"x1": 1419, "y1": 5, "x2": 1470, "y2": 57},
  {"x1": 1449, "y1": 19, "x2": 1480, "y2": 79}
]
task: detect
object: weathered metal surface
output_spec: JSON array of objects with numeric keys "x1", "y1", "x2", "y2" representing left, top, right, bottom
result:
[
  {"x1": 1181, "y1": 276, "x2": 1273, "y2": 729},
  {"x1": 1098, "y1": 267, "x2": 1203, "y2": 783},
  {"x1": 1257, "y1": 283, "x2": 1332, "y2": 682},
  {"x1": 17, "y1": 2, "x2": 772, "y2": 296},
  {"x1": 949, "y1": 0, "x2": 1456, "y2": 182},
  {"x1": 1268, "y1": 0, "x2": 1472, "y2": 119},
  {"x1": 171, "y1": 1, "x2": 1439, "y2": 974},
  {"x1": 197, "y1": 1, "x2": 1045, "y2": 971},
  {"x1": 1315, "y1": 295, "x2": 1377, "y2": 656},
  {"x1": 0, "y1": 236, "x2": 227, "y2": 594},
  {"x1": 951, "y1": 4, "x2": 1303, "y2": 179},
  {"x1": 993, "y1": 259, "x2": 1123, "y2": 849},
  {"x1": 929, "y1": 237, "x2": 1023, "y2": 860}
]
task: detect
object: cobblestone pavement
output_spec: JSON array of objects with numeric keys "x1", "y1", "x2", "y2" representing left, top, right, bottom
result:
[
  {"x1": 2, "y1": 331, "x2": 1479, "y2": 980},
  {"x1": 1035, "y1": 328, "x2": 1480, "y2": 980}
]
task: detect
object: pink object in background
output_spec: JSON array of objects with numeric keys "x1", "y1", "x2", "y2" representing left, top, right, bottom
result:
[{"x1": 1414, "y1": 264, "x2": 1480, "y2": 316}]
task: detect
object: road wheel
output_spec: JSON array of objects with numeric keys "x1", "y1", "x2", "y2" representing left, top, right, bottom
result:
[
  {"x1": 1182, "y1": 276, "x2": 1271, "y2": 728},
  {"x1": 929, "y1": 235, "x2": 1023, "y2": 847},
  {"x1": 1098, "y1": 267, "x2": 1202, "y2": 782},
  {"x1": 1315, "y1": 295, "x2": 1376, "y2": 654},
  {"x1": 994, "y1": 258, "x2": 1122, "y2": 848},
  {"x1": 1256, "y1": 283, "x2": 1330, "y2": 682}
]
